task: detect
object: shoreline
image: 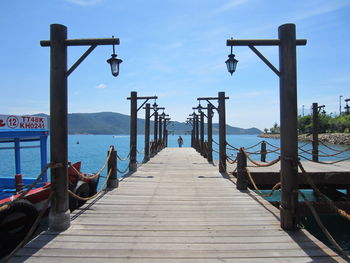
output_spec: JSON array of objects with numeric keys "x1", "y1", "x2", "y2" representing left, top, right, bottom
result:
[{"x1": 258, "y1": 133, "x2": 350, "y2": 145}]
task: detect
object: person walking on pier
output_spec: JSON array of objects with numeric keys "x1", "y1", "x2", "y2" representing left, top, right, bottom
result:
[{"x1": 177, "y1": 136, "x2": 183, "y2": 147}]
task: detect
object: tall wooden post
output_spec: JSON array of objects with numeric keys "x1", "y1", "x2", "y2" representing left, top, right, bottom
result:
[
  {"x1": 49, "y1": 24, "x2": 70, "y2": 231},
  {"x1": 158, "y1": 115, "x2": 163, "y2": 147},
  {"x1": 191, "y1": 120, "x2": 194, "y2": 148},
  {"x1": 163, "y1": 118, "x2": 167, "y2": 147},
  {"x1": 195, "y1": 114, "x2": 199, "y2": 151},
  {"x1": 144, "y1": 103, "x2": 151, "y2": 162},
  {"x1": 279, "y1": 24, "x2": 298, "y2": 230},
  {"x1": 312, "y1": 102, "x2": 319, "y2": 162},
  {"x1": 207, "y1": 104, "x2": 213, "y2": 163},
  {"x1": 218, "y1": 92, "x2": 227, "y2": 173},
  {"x1": 200, "y1": 111, "x2": 205, "y2": 156},
  {"x1": 129, "y1": 91, "x2": 137, "y2": 172},
  {"x1": 154, "y1": 111, "x2": 158, "y2": 145},
  {"x1": 107, "y1": 145, "x2": 118, "y2": 188}
]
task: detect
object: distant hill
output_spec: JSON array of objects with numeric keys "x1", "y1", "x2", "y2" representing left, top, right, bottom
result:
[{"x1": 36, "y1": 112, "x2": 262, "y2": 135}]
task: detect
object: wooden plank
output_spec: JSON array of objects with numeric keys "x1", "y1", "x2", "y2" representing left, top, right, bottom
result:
[{"x1": 10, "y1": 147, "x2": 344, "y2": 263}]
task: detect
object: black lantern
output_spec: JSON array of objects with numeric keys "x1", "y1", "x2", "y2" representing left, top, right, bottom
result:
[
  {"x1": 161, "y1": 111, "x2": 166, "y2": 118},
  {"x1": 153, "y1": 101, "x2": 158, "y2": 111},
  {"x1": 107, "y1": 36, "x2": 123, "y2": 77},
  {"x1": 225, "y1": 44, "x2": 238, "y2": 75},
  {"x1": 198, "y1": 103, "x2": 203, "y2": 113}
]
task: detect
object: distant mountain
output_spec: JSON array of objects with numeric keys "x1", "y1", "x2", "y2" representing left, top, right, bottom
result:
[{"x1": 36, "y1": 112, "x2": 262, "y2": 135}]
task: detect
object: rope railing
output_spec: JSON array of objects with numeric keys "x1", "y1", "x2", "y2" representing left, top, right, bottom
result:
[
  {"x1": 117, "y1": 152, "x2": 130, "y2": 161},
  {"x1": 226, "y1": 155, "x2": 237, "y2": 164},
  {"x1": 212, "y1": 139, "x2": 220, "y2": 146},
  {"x1": 297, "y1": 145, "x2": 350, "y2": 158},
  {"x1": 319, "y1": 140, "x2": 350, "y2": 153},
  {"x1": 0, "y1": 162, "x2": 62, "y2": 212},
  {"x1": 298, "y1": 154, "x2": 350, "y2": 165},
  {"x1": 68, "y1": 168, "x2": 112, "y2": 202},
  {"x1": 264, "y1": 141, "x2": 280, "y2": 149},
  {"x1": 245, "y1": 166, "x2": 281, "y2": 198},
  {"x1": 298, "y1": 191, "x2": 350, "y2": 260},
  {"x1": 68, "y1": 146, "x2": 113, "y2": 181},
  {"x1": 242, "y1": 148, "x2": 280, "y2": 167},
  {"x1": 297, "y1": 160, "x2": 350, "y2": 221}
]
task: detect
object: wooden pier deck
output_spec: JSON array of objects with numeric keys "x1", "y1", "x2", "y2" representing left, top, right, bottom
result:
[{"x1": 10, "y1": 148, "x2": 346, "y2": 262}]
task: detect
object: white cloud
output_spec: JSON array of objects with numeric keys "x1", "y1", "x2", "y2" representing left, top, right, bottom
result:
[
  {"x1": 213, "y1": 0, "x2": 250, "y2": 15},
  {"x1": 65, "y1": 0, "x2": 103, "y2": 6},
  {"x1": 96, "y1": 83, "x2": 107, "y2": 89}
]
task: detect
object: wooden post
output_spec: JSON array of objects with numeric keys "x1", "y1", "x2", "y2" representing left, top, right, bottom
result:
[
  {"x1": 312, "y1": 102, "x2": 319, "y2": 162},
  {"x1": 200, "y1": 111, "x2": 205, "y2": 156},
  {"x1": 191, "y1": 121, "x2": 194, "y2": 148},
  {"x1": 207, "y1": 104, "x2": 213, "y2": 163},
  {"x1": 144, "y1": 103, "x2": 150, "y2": 162},
  {"x1": 154, "y1": 111, "x2": 158, "y2": 151},
  {"x1": 158, "y1": 115, "x2": 163, "y2": 148},
  {"x1": 279, "y1": 24, "x2": 298, "y2": 230},
  {"x1": 218, "y1": 92, "x2": 227, "y2": 173},
  {"x1": 237, "y1": 149, "x2": 248, "y2": 190},
  {"x1": 107, "y1": 145, "x2": 118, "y2": 188},
  {"x1": 49, "y1": 24, "x2": 70, "y2": 231},
  {"x1": 195, "y1": 114, "x2": 199, "y2": 152},
  {"x1": 261, "y1": 141, "x2": 267, "y2": 162},
  {"x1": 129, "y1": 91, "x2": 137, "y2": 172},
  {"x1": 163, "y1": 118, "x2": 167, "y2": 147},
  {"x1": 165, "y1": 129, "x2": 168, "y2": 147}
]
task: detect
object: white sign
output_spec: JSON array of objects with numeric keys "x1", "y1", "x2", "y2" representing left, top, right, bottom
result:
[{"x1": 0, "y1": 115, "x2": 48, "y2": 130}]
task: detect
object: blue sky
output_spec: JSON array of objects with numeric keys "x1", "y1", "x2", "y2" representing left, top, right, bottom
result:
[{"x1": 1, "y1": 0, "x2": 349, "y2": 130}]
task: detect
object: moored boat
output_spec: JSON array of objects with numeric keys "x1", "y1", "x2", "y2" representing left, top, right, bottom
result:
[{"x1": 0, "y1": 114, "x2": 99, "y2": 256}]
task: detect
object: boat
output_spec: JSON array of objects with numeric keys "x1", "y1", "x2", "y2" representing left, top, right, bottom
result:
[{"x1": 0, "y1": 114, "x2": 99, "y2": 256}]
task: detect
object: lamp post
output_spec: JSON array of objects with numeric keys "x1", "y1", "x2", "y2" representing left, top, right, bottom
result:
[
  {"x1": 40, "y1": 24, "x2": 121, "y2": 231},
  {"x1": 127, "y1": 92, "x2": 157, "y2": 172},
  {"x1": 143, "y1": 103, "x2": 151, "y2": 162},
  {"x1": 339, "y1": 95, "x2": 343, "y2": 116},
  {"x1": 198, "y1": 92, "x2": 229, "y2": 172},
  {"x1": 226, "y1": 23, "x2": 307, "y2": 230}
]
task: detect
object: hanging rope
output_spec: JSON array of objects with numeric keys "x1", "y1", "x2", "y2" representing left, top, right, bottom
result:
[
  {"x1": 242, "y1": 149, "x2": 280, "y2": 167},
  {"x1": 264, "y1": 141, "x2": 280, "y2": 149},
  {"x1": 68, "y1": 146, "x2": 113, "y2": 181},
  {"x1": 298, "y1": 190, "x2": 350, "y2": 260},
  {"x1": 212, "y1": 139, "x2": 220, "y2": 146},
  {"x1": 117, "y1": 152, "x2": 130, "y2": 161},
  {"x1": 245, "y1": 167, "x2": 281, "y2": 197},
  {"x1": 297, "y1": 145, "x2": 350, "y2": 158},
  {"x1": 68, "y1": 168, "x2": 112, "y2": 201},
  {"x1": 0, "y1": 163, "x2": 61, "y2": 212},
  {"x1": 319, "y1": 140, "x2": 350, "y2": 153},
  {"x1": 298, "y1": 154, "x2": 350, "y2": 164},
  {"x1": 297, "y1": 160, "x2": 350, "y2": 221}
]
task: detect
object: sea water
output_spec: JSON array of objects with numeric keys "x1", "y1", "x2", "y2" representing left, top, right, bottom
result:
[{"x1": 1, "y1": 134, "x2": 349, "y2": 253}]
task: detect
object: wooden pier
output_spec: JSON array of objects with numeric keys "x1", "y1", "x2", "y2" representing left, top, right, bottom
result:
[{"x1": 10, "y1": 148, "x2": 346, "y2": 262}]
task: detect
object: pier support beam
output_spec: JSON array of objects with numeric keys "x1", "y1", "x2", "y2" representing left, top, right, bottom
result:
[
  {"x1": 129, "y1": 91, "x2": 138, "y2": 172},
  {"x1": 195, "y1": 114, "x2": 199, "y2": 152},
  {"x1": 218, "y1": 92, "x2": 227, "y2": 173},
  {"x1": 154, "y1": 111, "x2": 158, "y2": 151},
  {"x1": 49, "y1": 24, "x2": 70, "y2": 231},
  {"x1": 207, "y1": 104, "x2": 213, "y2": 163},
  {"x1": 200, "y1": 111, "x2": 205, "y2": 156},
  {"x1": 144, "y1": 103, "x2": 151, "y2": 162},
  {"x1": 279, "y1": 24, "x2": 299, "y2": 230}
]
